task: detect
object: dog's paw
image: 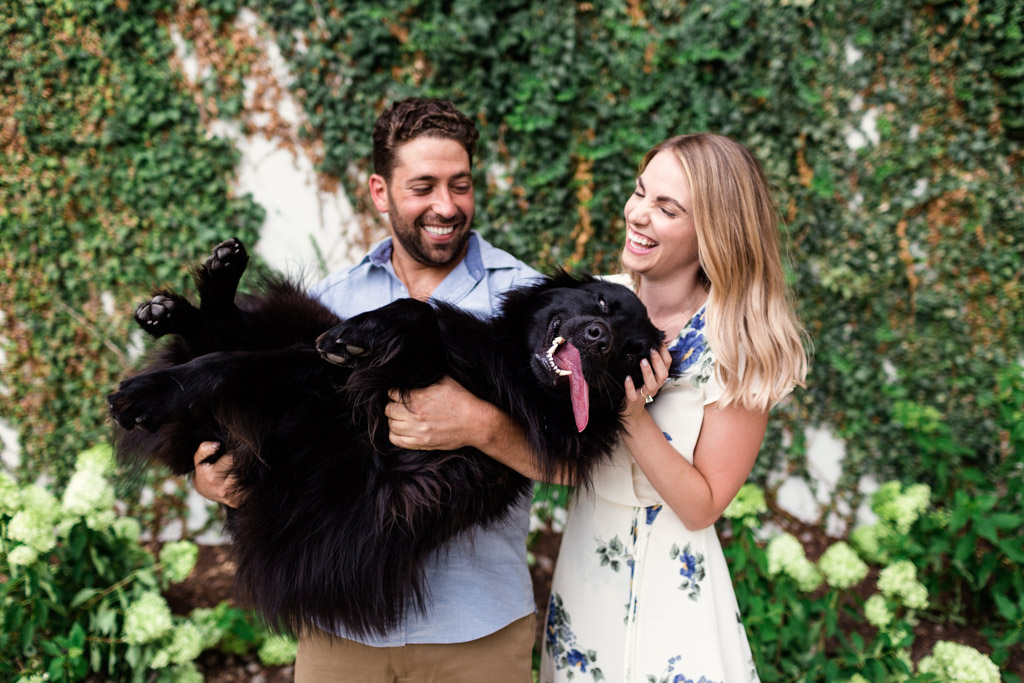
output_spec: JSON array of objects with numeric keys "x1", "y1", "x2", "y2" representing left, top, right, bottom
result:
[
  {"x1": 315, "y1": 324, "x2": 375, "y2": 367},
  {"x1": 107, "y1": 374, "x2": 176, "y2": 431},
  {"x1": 134, "y1": 294, "x2": 180, "y2": 337},
  {"x1": 204, "y1": 237, "x2": 249, "y2": 279},
  {"x1": 316, "y1": 299, "x2": 437, "y2": 368}
]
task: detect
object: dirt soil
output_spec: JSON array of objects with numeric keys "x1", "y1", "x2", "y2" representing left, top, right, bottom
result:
[{"x1": 167, "y1": 527, "x2": 1021, "y2": 681}]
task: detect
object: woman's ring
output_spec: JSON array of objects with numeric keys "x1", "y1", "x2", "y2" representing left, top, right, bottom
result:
[{"x1": 640, "y1": 389, "x2": 654, "y2": 404}]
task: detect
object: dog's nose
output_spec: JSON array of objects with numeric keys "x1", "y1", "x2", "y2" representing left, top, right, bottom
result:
[{"x1": 583, "y1": 320, "x2": 610, "y2": 355}]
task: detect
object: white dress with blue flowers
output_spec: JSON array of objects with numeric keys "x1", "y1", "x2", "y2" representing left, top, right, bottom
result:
[{"x1": 540, "y1": 304, "x2": 760, "y2": 683}]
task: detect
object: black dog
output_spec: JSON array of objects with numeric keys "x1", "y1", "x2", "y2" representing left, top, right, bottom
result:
[{"x1": 108, "y1": 238, "x2": 663, "y2": 637}]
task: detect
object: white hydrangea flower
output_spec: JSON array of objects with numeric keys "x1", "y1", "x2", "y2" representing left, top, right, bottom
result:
[
  {"x1": 849, "y1": 523, "x2": 889, "y2": 563},
  {"x1": 123, "y1": 592, "x2": 174, "y2": 644},
  {"x1": 188, "y1": 606, "x2": 226, "y2": 650},
  {"x1": 159, "y1": 541, "x2": 199, "y2": 583},
  {"x1": 767, "y1": 533, "x2": 803, "y2": 575},
  {"x1": 62, "y1": 468, "x2": 115, "y2": 517},
  {"x1": 845, "y1": 675, "x2": 870, "y2": 683},
  {"x1": 818, "y1": 541, "x2": 869, "y2": 590},
  {"x1": 917, "y1": 640, "x2": 1000, "y2": 682},
  {"x1": 877, "y1": 560, "x2": 929, "y2": 610},
  {"x1": 864, "y1": 593, "x2": 892, "y2": 628},
  {"x1": 113, "y1": 517, "x2": 143, "y2": 542},
  {"x1": 21, "y1": 484, "x2": 58, "y2": 515},
  {"x1": 8, "y1": 506, "x2": 58, "y2": 554},
  {"x1": 151, "y1": 622, "x2": 204, "y2": 668},
  {"x1": 258, "y1": 634, "x2": 298, "y2": 666},
  {"x1": 790, "y1": 558, "x2": 824, "y2": 592},
  {"x1": 75, "y1": 443, "x2": 116, "y2": 476},
  {"x1": 0, "y1": 471, "x2": 21, "y2": 515},
  {"x1": 84, "y1": 508, "x2": 117, "y2": 531},
  {"x1": 7, "y1": 544, "x2": 40, "y2": 567},
  {"x1": 722, "y1": 483, "x2": 768, "y2": 525},
  {"x1": 873, "y1": 481, "x2": 931, "y2": 534},
  {"x1": 766, "y1": 532, "x2": 822, "y2": 592},
  {"x1": 902, "y1": 483, "x2": 931, "y2": 511}
]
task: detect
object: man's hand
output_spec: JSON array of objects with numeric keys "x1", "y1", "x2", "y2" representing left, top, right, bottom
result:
[
  {"x1": 192, "y1": 441, "x2": 243, "y2": 508},
  {"x1": 385, "y1": 376, "x2": 492, "y2": 452}
]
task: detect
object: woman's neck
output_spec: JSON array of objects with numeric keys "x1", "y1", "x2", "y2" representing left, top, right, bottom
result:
[{"x1": 637, "y1": 275, "x2": 709, "y2": 339}]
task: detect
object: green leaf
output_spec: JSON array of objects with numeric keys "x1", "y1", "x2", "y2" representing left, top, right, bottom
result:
[
  {"x1": 71, "y1": 588, "x2": 101, "y2": 609},
  {"x1": 47, "y1": 657, "x2": 66, "y2": 682},
  {"x1": 995, "y1": 592, "x2": 1019, "y2": 621},
  {"x1": 991, "y1": 513, "x2": 1022, "y2": 530},
  {"x1": 69, "y1": 622, "x2": 86, "y2": 649}
]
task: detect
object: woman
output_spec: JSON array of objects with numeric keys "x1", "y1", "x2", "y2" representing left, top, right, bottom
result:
[{"x1": 539, "y1": 134, "x2": 808, "y2": 683}]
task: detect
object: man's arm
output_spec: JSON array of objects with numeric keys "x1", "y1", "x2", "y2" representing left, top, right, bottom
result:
[{"x1": 385, "y1": 376, "x2": 564, "y2": 483}]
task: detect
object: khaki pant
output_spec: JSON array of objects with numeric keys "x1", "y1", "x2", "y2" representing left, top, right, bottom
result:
[{"x1": 294, "y1": 613, "x2": 536, "y2": 683}]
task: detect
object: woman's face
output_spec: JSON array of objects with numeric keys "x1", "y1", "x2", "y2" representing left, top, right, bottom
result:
[{"x1": 621, "y1": 150, "x2": 701, "y2": 283}]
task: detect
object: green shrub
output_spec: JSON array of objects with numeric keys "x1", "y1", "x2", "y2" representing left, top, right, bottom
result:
[
  {"x1": 0, "y1": 444, "x2": 293, "y2": 681},
  {"x1": 722, "y1": 478, "x2": 1014, "y2": 681}
]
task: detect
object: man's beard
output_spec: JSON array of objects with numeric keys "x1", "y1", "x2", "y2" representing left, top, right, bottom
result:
[{"x1": 388, "y1": 196, "x2": 472, "y2": 268}]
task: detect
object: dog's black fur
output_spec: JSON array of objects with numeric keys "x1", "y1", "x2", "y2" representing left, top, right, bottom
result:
[{"x1": 108, "y1": 238, "x2": 664, "y2": 637}]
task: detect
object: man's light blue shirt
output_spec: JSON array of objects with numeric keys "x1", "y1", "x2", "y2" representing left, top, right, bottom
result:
[{"x1": 310, "y1": 231, "x2": 541, "y2": 646}]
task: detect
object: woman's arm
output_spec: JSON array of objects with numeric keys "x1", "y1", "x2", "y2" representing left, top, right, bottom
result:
[
  {"x1": 623, "y1": 350, "x2": 769, "y2": 530},
  {"x1": 385, "y1": 376, "x2": 565, "y2": 483}
]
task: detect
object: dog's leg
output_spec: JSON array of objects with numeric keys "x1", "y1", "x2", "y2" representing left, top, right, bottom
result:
[
  {"x1": 193, "y1": 237, "x2": 249, "y2": 313},
  {"x1": 316, "y1": 298, "x2": 447, "y2": 387},
  {"x1": 107, "y1": 348, "x2": 321, "y2": 432}
]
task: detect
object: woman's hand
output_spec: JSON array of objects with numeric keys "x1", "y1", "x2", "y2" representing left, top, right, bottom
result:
[
  {"x1": 622, "y1": 343, "x2": 672, "y2": 422},
  {"x1": 192, "y1": 441, "x2": 244, "y2": 508}
]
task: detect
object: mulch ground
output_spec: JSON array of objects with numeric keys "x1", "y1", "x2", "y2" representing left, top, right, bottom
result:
[{"x1": 166, "y1": 528, "x2": 1021, "y2": 681}]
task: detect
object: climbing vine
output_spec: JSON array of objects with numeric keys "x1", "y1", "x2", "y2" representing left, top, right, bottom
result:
[
  {"x1": 1, "y1": 0, "x2": 263, "y2": 482},
  {"x1": 2, "y1": 0, "x2": 1022, "y2": 511}
]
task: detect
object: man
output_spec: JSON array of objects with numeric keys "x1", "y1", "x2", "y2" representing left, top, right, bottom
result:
[{"x1": 193, "y1": 98, "x2": 540, "y2": 682}]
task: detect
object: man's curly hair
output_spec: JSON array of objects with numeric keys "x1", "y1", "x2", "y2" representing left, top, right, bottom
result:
[{"x1": 372, "y1": 98, "x2": 480, "y2": 181}]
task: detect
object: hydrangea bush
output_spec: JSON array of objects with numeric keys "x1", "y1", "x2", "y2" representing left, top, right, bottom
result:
[
  {"x1": 720, "y1": 482, "x2": 1006, "y2": 681},
  {"x1": 0, "y1": 445, "x2": 295, "y2": 682}
]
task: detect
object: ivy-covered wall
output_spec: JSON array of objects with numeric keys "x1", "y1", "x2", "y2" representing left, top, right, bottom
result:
[{"x1": 2, "y1": 0, "x2": 1022, "y2": 526}]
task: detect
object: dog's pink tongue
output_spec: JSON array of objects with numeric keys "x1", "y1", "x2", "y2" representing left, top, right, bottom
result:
[{"x1": 554, "y1": 341, "x2": 589, "y2": 432}]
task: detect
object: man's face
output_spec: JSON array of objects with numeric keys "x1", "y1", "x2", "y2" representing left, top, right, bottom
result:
[{"x1": 371, "y1": 136, "x2": 475, "y2": 268}]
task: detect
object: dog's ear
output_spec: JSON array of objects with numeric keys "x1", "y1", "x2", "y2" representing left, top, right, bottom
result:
[{"x1": 548, "y1": 268, "x2": 597, "y2": 288}]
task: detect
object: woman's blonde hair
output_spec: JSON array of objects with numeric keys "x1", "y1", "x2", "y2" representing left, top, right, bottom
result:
[{"x1": 632, "y1": 133, "x2": 809, "y2": 410}]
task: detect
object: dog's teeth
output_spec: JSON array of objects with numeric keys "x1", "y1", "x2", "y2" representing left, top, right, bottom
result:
[
  {"x1": 345, "y1": 344, "x2": 365, "y2": 356},
  {"x1": 545, "y1": 336, "x2": 572, "y2": 376}
]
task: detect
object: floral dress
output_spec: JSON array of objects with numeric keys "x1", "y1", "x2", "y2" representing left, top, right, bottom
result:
[{"x1": 540, "y1": 304, "x2": 760, "y2": 683}]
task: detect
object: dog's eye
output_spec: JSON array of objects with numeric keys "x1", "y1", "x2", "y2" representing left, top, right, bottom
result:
[{"x1": 597, "y1": 296, "x2": 608, "y2": 313}]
